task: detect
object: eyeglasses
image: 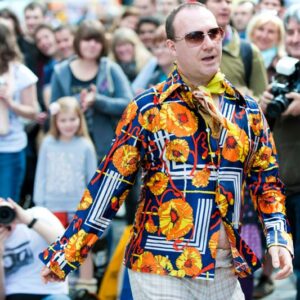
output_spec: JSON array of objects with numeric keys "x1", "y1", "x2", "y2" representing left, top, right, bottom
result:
[{"x1": 174, "y1": 27, "x2": 224, "y2": 48}]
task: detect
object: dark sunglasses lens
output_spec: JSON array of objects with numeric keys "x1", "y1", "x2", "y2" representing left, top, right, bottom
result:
[
  {"x1": 185, "y1": 31, "x2": 204, "y2": 46},
  {"x1": 208, "y1": 28, "x2": 223, "y2": 40}
]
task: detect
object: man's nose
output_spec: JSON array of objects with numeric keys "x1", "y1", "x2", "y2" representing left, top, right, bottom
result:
[{"x1": 201, "y1": 34, "x2": 215, "y2": 49}]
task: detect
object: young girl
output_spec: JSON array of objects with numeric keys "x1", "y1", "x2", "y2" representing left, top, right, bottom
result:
[
  {"x1": 33, "y1": 96, "x2": 97, "y2": 223},
  {"x1": 33, "y1": 97, "x2": 98, "y2": 293}
]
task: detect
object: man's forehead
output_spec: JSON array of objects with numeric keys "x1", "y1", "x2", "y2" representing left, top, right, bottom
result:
[
  {"x1": 174, "y1": 7, "x2": 217, "y2": 28},
  {"x1": 287, "y1": 18, "x2": 300, "y2": 29}
]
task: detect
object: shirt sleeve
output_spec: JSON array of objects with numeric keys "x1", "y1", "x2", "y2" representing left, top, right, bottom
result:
[
  {"x1": 246, "y1": 110, "x2": 294, "y2": 256},
  {"x1": 39, "y1": 100, "x2": 147, "y2": 279}
]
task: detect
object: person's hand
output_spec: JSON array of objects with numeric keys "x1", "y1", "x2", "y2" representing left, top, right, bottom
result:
[
  {"x1": 0, "y1": 84, "x2": 13, "y2": 108},
  {"x1": 268, "y1": 246, "x2": 293, "y2": 280},
  {"x1": 283, "y1": 92, "x2": 300, "y2": 117},
  {"x1": 80, "y1": 84, "x2": 96, "y2": 112},
  {"x1": 259, "y1": 85, "x2": 274, "y2": 114},
  {"x1": 41, "y1": 266, "x2": 65, "y2": 284},
  {"x1": 5, "y1": 198, "x2": 32, "y2": 226},
  {"x1": 36, "y1": 112, "x2": 48, "y2": 125}
]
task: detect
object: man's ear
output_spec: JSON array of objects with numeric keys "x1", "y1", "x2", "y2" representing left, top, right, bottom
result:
[{"x1": 166, "y1": 39, "x2": 176, "y2": 57}]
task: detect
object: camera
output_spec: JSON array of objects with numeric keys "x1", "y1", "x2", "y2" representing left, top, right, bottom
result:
[
  {"x1": 266, "y1": 56, "x2": 300, "y2": 118},
  {"x1": 0, "y1": 205, "x2": 16, "y2": 225}
]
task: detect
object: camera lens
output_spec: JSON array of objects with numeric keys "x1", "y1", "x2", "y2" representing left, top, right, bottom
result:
[
  {"x1": 0, "y1": 206, "x2": 16, "y2": 225},
  {"x1": 266, "y1": 94, "x2": 290, "y2": 118}
]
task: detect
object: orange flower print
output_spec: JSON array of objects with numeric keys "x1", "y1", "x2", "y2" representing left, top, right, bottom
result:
[
  {"x1": 77, "y1": 189, "x2": 93, "y2": 210},
  {"x1": 160, "y1": 102, "x2": 198, "y2": 137},
  {"x1": 209, "y1": 231, "x2": 219, "y2": 259},
  {"x1": 166, "y1": 139, "x2": 190, "y2": 163},
  {"x1": 134, "y1": 199, "x2": 145, "y2": 231},
  {"x1": 222, "y1": 123, "x2": 249, "y2": 162},
  {"x1": 132, "y1": 251, "x2": 163, "y2": 274},
  {"x1": 112, "y1": 145, "x2": 140, "y2": 176},
  {"x1": 138, "y1": 107, "x2": 161, "y2": 133},
  {"x1": 249, "y1": 113, "x2": 263, "y2": 136},
  {"x1": 269, "y1": 134, "x2": 277, "y2": 155},
  {"x1": 49, "y1": 261, "x2": 66, "y2": 279},
  {"x1": 145, "y1": 218, "x2": 158, "y2": 233},
  {"x1": 176, "y1": 247, "x2": 202, "y2": 277},
  {"x1": 155, "y1": 255, "x2": 174, "y2": 275},
  {"x1": 223, "y1": 223, "x2": 236, "y2": 245},
  {"x1": 158, "y1": 198, "x2": 193, "y2": 240},
  {"x1": 252, "y1": 146, "x2": 276, "y2": 169},
  {"x1": 258, "y1": 191, "x2": 285, "y2": 214},
  {"x1": 111, "y1": 190, "x2": 130, "y2": 211},
  {"x1": 170, "y1": 269, "x2": 186, "y2": 278},
  {"x1": 147, "y1": 172, "x2": 169, "y2": 195},
  {"x1": 65, "y1": 229, "x2": 98, "y2": 263},
  {"x1": 116, "y1": 101, "x2": 138, "y2": 135},
  {"x1": 192, "y1": 168, "x2": 210, "y2": 188},
  {"x1": 266, "y1": 176, "x2": 277, "y2": 183},
  {"x1": 215, "y1": 193, "x2": 228, "y2": 217}
]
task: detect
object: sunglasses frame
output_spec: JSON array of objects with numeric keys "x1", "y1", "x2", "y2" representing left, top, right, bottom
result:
[{"x1": 173, "y1": 27, "x2": 224, "y2": 48}]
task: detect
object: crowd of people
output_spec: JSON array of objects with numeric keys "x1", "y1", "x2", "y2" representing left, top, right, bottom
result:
[{"x1": 0, "y1": 0, "x2": 299, "y2": 299}]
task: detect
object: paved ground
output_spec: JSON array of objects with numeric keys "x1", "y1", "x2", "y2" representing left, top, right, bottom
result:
[{"x1": 261, "y1": 274, "x2": 296, "y2": 300}]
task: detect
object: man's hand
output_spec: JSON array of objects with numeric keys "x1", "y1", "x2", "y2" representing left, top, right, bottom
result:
[
  {"x1": 259, "y1": 86, "x2": 273, "y2": 114},
  {"x1": 283, "y1": 92, "x2": 300, "y2": 117},
  {"x1": 41, "y1": 266, "x2": 65, "y2": 284},
  {"x1": 268, "y1": 246, "x2": 293, "y2": 280}
]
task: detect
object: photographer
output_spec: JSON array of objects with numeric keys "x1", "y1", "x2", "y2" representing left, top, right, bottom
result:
[
  {"x1": 260, "y1": 4, "x2": 300, "y2": 300},
  {"x1": 0, "y1": 198, "x2": 70, "y2": 300}
]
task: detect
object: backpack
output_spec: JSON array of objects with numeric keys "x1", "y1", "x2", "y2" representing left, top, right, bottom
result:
[{"x1": 240, "y1": 40, "x2": 253, "y2": 88}]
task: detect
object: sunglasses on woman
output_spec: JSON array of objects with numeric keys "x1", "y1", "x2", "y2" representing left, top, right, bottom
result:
[{"x1": 174, "y1": 27, "x2": 224, "y2": 48}]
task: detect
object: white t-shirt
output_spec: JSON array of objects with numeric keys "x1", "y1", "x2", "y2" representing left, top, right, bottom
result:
[
  {"x1": 3, "y1": 207, "x2": 69, "y2": 296},
  {"x1": 0, "y1": 62, "x2": 38, "y2": 153}
]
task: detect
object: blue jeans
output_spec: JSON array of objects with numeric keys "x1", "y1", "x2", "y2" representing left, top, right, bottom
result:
[
  {"x1": 0, "y1": 150, "x2": 26, "y2": 203},
  {"x1": 285, "y1": 192, "x2": 300, "y2": 300}
]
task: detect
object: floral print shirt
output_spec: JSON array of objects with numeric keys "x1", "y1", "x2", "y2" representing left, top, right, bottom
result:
[{"x1": 40, "y1": 67, "x2": 293, "y2": 281}]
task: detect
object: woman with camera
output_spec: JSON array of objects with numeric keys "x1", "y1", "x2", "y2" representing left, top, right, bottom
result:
[
  {"x1": 0, "y1": 23, "x2": 39, "y2": 203},
  {"x1": 0, "y1": 198, "x2": 70, "y2": 300}
]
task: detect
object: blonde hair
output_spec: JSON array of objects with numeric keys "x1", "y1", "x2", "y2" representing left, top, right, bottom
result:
[
  {"x1": 48, "y1": 97, "x2": 92, "y2": 143},
  {"x1": 246, "y1": 13, "x2": 286, "y2": 57},
  {"x1": 110, "y1": 27, "x2": 152, "y2": 73}
]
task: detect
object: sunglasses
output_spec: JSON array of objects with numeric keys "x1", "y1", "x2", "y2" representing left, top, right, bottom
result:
[{"x1": 174, "y1": 27, "x2": 224, "y2": 48}]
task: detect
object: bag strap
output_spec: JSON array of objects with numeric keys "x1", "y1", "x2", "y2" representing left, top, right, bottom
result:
[{"x1": 240, "y1": 40, "x2": 253, "y2": 88}]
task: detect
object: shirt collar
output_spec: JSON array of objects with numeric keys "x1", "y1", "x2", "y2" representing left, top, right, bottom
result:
[{"x1": 158, "y1": 64, "x2": 246, "y2": 105}]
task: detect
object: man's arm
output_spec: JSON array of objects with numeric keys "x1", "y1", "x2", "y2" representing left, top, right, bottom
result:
[
  {"x1": 246, "y1": 107, "x2": 293, "y2": 279},
  {"x1": 40, "y1": 99, "x2": 147, "y2": 281}
]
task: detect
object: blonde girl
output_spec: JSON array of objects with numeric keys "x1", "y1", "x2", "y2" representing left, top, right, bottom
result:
[{"x1": 34, "y1": 96, "x2": 97, "y2": 226}]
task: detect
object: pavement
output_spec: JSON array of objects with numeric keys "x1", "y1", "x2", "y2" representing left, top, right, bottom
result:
[{"x1": 260, "y1": 274, "x2": 296, "y2": 300}]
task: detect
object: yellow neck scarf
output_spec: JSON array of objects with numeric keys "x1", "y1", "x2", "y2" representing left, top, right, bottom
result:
[{"x1": 180, "y1": 70, "x2": 227, "y2": 139}]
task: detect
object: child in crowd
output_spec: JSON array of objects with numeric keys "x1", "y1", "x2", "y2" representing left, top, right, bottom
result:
[{"x1": 33, "y1": 96, "x2": 98, "y2": 293}]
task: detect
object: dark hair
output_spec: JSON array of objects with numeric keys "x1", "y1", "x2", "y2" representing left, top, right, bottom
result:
[
  {"x1": 153, "y1": 25, "x2": 167, "y2": 44},
  {"x1": 73, "y1": 20, "x2": 108, "y2": 59},
  {"x1": 34, "y1": 23, "x2": 55, "y2": 41},
  {"x1": 258, "y1": 0, "x2": 284, "y2": 7},
  {"x1": 0, "y1": 23, "x2": 22, "y2": 74},
  {"x1": 24, "y1": 1, "x2": 47, "y2": 16},
  {"x1": 165, "y1": 2, "x2": 205, "y2": 40},
  {"x1": 136, "y1": 16, "x2": 161, "y2": 33},
  {"x1": 0, "y1": 8, "x2": 23, "y2": 37},
  {"x1": 54, "y1": 24, "x2": 76, "y2": 36}
]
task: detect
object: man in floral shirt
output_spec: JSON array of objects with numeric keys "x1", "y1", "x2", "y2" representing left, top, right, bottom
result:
[{"x1": 40, "y1": 3, "x2": 293, "y2": 299}]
